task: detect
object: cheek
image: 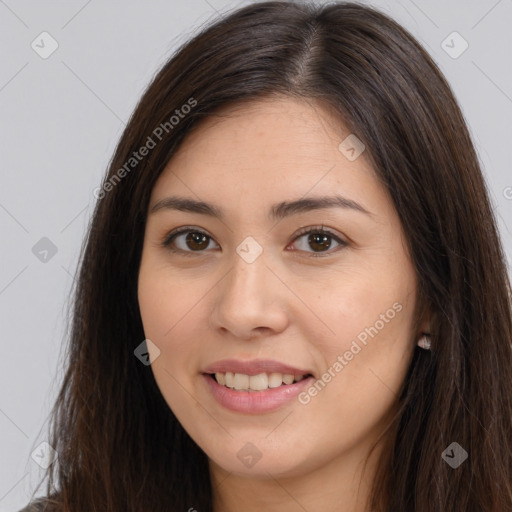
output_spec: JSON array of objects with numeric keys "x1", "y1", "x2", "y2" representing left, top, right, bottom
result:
[
  {"x1": 137, "y1": 266, "x2": 199, "y2": 416},
  {"x1": 138, "y1": 258, "x2": 188, "y2": 339},
  {"x1": 137, "y1": 262, "x2": 206, "y2": 378},
  {"x1": 307, "y1": 268, "x2": 414, "y2": 341},
  {"x1": 138, "y1": 273, "x2": 169, "y2": 339},
  {"x1": 300, "y1": 263, "x2": 417, "y2": 400}
]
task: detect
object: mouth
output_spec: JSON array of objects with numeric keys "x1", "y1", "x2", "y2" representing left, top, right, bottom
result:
[
  {"x1": 203, "y1": 371, "x2": 313, "y2": 392},
  {"x1": 201, "y1": 371, "x2": 315, "y2": 413}
]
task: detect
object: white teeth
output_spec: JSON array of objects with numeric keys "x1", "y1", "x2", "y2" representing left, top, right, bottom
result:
[
  {"x1": 282, "y1": 374, "x2": 295, "y2": 385},
  {"x1": 249, "y1": 373, "x2": 268, "y2": 390},
  {"x1": 213, "y1": 371, "x2": 308, "y2": 391},
  {"x1": 233, "y1": 373, "x2": 249, "y2": 390},
  {"x1": 225, "y1": 371, "x2": 234, "y2": 388},
  {"x1": 268, "y1": 372, "x2": 283, "y2": 388}
]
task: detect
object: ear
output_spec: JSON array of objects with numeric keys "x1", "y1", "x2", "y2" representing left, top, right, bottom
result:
[{"x1": 417, "y1": 308, "x2": 434, "y2": 337}]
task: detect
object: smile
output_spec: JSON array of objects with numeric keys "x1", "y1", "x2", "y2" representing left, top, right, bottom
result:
[
  {"x1": 212, "y1": 371, "x2": 309, "y2": 391},
  {"x1": 202, "y1": 372, "x2": 315, "y2": 413}
]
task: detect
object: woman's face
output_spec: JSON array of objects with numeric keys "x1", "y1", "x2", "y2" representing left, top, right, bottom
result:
[{"x1": 138, "y1": 97, "x2": 423, "y2": 483}]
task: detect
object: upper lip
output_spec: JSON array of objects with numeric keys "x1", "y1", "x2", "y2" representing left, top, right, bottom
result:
[{"x1": 202, "y1": 358, "x2": 314, "y2": 377}]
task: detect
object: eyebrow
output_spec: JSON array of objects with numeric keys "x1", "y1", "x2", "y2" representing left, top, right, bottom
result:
[{"x1": 150, "y1": 194, "x2": 373, "y2": 221}]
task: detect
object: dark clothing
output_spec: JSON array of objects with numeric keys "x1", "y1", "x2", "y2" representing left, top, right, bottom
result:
[{"x1": 16, "y1": 497, "x2": 51, "y2": 512}]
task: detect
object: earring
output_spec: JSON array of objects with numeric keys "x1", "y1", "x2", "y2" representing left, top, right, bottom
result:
[{"x1": 417, "y1": 333, "x2": 431, "y2": 350}]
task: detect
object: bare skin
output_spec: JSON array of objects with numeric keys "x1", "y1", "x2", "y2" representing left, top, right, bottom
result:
[{"x1": 137, "y1": 96, "x2": 429, "y2": 512}]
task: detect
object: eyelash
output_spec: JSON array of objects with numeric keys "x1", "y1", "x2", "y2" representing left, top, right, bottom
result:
[{"x1": 161, "y1": 225, "x2": 347, "y2": 258}]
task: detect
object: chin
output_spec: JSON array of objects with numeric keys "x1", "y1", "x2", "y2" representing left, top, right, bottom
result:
[{"x1": 203, "y1": 438, "x2": 317, "y2": 479}]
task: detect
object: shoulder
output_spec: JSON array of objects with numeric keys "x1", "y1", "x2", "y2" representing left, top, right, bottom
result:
[{"x1": 16, "y1": 497, "x2": 54, "y2": 512}]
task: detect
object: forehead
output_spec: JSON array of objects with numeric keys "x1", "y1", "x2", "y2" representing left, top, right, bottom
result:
[
  {"x1": 150, "y1": 96, "x2": 386, "y2": 220},
  {"x1": 159, "y1": 96, "x2": 374, "y2": 173},
  {"x1": 176, "y1": 96, "x2": 366, "y2": 164}
]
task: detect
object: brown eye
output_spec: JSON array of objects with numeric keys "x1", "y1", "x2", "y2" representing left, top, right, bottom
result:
[
  {"x1": 181, "y1": 231, "x2": 210, "y2": 251},
  {"x1": 162, "y1": 225, "x2": 347, "y2": 258},
  {"x1": 290, "y1": 226, "x2": 347, "y2": 257},
  {"x1": 301, "y1": 232, "x2": 333, "y2": 252},
  {"x1": 163, "y1": 227, "x2": 219, "y2": 255}
]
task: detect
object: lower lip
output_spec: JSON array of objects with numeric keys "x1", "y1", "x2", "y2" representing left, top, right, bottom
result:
[{"x1": 202, "y1": 373, "x2": 315, "y2": 414}]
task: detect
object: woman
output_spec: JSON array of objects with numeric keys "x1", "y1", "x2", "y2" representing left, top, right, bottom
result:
[{"x1": 20, "y1": 1, "x2": 512, "y2": 511}]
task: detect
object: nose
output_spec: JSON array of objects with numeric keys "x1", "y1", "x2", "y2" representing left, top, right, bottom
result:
[{"x1": 209, "y1": 246, "x2": 289, "y2": 340}]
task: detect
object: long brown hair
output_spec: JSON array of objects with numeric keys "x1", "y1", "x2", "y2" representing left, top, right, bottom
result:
[{"x1": 28, "y1": 1, "x2": 512, "y2": 510}]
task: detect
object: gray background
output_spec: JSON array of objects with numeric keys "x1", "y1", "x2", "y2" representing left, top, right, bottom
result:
[{"x1": 1, "y1": 0, "x2": 511, "y2": 509}]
